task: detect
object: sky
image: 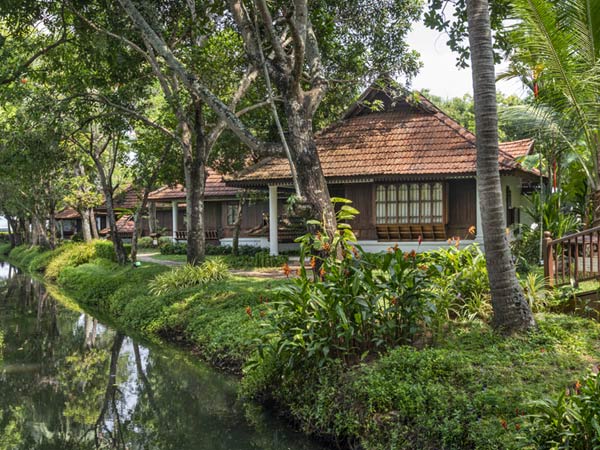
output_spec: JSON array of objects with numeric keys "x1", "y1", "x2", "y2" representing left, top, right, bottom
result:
[
  {"x1": 0, "y1": 216, "x2": 6, "y2": 230},
  {"x1": 406, "y1": 21, "x2": 527, "y2": 99}
]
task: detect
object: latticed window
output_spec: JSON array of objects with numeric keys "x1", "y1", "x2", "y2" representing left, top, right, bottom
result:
[{"x1": 376, "y1": 183, "x2": 444, "y2": 224}]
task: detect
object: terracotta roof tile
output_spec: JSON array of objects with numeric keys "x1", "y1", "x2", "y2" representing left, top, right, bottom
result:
[
  {"x1": 229, "y1": 89, "x2": 536, "y2": 185},
  {"x1": 55, "y1": 208, "x2": 80, "y2": 220},
  {"x1": 149, "y1": 169, "x2": 239, "y2": 201}
]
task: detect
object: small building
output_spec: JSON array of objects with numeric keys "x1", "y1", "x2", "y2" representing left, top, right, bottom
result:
[{"x1": 226, "y1": 84, "x2": 539, "y2": 255}]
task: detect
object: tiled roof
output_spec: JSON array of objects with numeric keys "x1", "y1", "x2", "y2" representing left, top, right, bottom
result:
[
  {"x1": 228, "y1": 87, "x2": 536, "y2": 185},
  {"x1": 99, "y1": 214, "x2": 134, "y2": 236},
  {"x1": 55, "y1": 208, "x2": 80, "y2": 220},
  {"x1": 149, "y1": 169, "x2": 240, "y2": 201}
]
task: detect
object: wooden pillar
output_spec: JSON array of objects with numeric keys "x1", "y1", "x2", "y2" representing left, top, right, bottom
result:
[
  {"x1": 543, "y1": 231, "x2": 554, "y2": 287},
  {"x1": 269, "y1": 185, "x2": 278, "y2": 256},
  {"x1": 171, "y1": 201, "x2": 178, "y2": 242}
]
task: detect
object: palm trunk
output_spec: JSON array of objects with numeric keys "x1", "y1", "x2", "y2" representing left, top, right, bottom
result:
[{"x1": 467, "y1": 0, "x2": 535, "y2": 332}]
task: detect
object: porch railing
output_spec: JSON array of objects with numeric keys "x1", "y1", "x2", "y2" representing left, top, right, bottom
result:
[{"x1": 544, "y1": 227, "x2": 600, "y2": 287}]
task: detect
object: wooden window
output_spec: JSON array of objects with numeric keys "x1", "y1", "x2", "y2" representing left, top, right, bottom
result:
[{"x1": 376, "y1": 182, "x2": 444, "y2": 224}]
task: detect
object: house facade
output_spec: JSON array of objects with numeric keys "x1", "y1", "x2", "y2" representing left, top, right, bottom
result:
[{"x1": 225, "y1": 86, "x2": 539, "y2": 255}]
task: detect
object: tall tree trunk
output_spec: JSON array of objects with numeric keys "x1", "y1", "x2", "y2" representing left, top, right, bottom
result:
[
  {"x1": 285, "y1": 103, "x2": 336, "y2": 237},
  {"x1": 148, "y1": 201, "x2": 157, "y2": 235},
  {"x1": 232, "y1": 194, "x2": 246, "y2": 256},
  {"x1": 467, "y1": 0, "x2": 535, "y2": 332},
  {"x1": 49, "y1": 207, "x2": 57, "y2": 249},
  {"x1": 32, "y1": 214, "x2": 50, "y2": 248},
  {"x1": 130, "y1": 189, "x2": 150, "y2": 263},
  {"x1": 183, "y1": 101, "x2": 207, "y2": 266},
  {"x1": 93, "y1": 160, "x2": 128, "y2": 264},
  {"x1": 80, "y1": 209, "x2": 93, "y2": 242},
  {"x1": 90, "y1": 208, "x2": 100, "y2": 239}
]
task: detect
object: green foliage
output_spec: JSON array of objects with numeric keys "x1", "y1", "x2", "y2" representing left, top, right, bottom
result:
[
  {"x1": 0, "y1": 231, "x2": 9, "y2": 242},
  {"x1": 523, "y1": 371, "x2": 600, "y2": 449},
  {"x1": 137, "y1": 236, "x2": 154, "y2": 248},
  {"x1": 148, "y1": 258, "x2": 230, "y2": 295},
  {"x1": 243, "y1": 315, "x2": 600, "y2": 449},
  {"x1": 44, "y1": 241, "x2": 119, "y2": 280},
  {"x1": 159, "y1": 241, "x2": 187, "y2": 255},
  {"x1": 92, "y1": 240, "x2": 117, "y2": 261},
  {"x1": 8, "y1": 245, "x2": 44, "y2": 268},
  {"x1": 424, "y1": 244, "x2": 492, "y2": 323},
  {"x1": 0, "y1": 243, "x2": 11, "y2": 256},
  {"x1": 519, "y1": 272, "x2": 551, "y2": 313},
  {"x1": 252, "y1": 200, "x2": 436, "y2": 372},
  {"x1": 158, "y1": 236, "x2": 174, "y2": 247}
]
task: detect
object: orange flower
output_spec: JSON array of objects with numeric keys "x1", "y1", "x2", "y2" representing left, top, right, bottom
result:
[
  {"x1": 515, "y1": 423, "x2": 521, "y2": 431},
  {"x1": 319, "y1": 267, "x2": 326, "y2": 277},
  {"x1": 387, "y1": 247, "x2": 394, "y2": 254},
  {"x1": 323, "y1": 242, "x2": 331, "y2": 252},
  {"x1": 447, "y1": 238, "x2": 452, "y2": 244},
  {"x1": 394, "y1": 243, "x2": 399, "y2": 252},
  {"x1": 500, "y1": 419, "x2": 508, "y2": 430},
  {"x1": 351, "y1": 246, "x2": 360, "y2": 258},
  {"x1": 316, "y1": 231, "x2": 322, "y2": 239},
  {"x1": 409, "y1": 249, "x2": 416, "y2": 258},
  {"x1": 20, "y1": 78, "x2": 27, "y2": 84},
  {"x1": 245, "y1": 306, "x2": 252, "y2": 318},
  {"x1": 419, "y1": 264, "x2": 428, "y2": 271},
  {"x1": 282, "y1": 263, "x2": 292, "y2": 277},
  {"x1": 403, "y1": 253, "x2": 409, "y2": 261},
  {"x1": 468, "y1": 225, "x2": 476, "y2": 235},
  {"x1": 310, "y1": 257, "x2": 316, "y2": 268},
  {"x1": 575, "y1": 380, "x2": 581, "y2": 395},
  {"x1": 454, "y1": 237, "x2": 461, "y2": 248}
]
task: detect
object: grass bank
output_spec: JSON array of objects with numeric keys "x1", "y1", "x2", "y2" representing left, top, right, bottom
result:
[{"x1": 3, "y1": 242, "x2": 600, "y2": 449}]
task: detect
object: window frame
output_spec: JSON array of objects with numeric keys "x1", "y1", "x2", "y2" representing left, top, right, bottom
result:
[{"x1": 375, "y1": 182, "x2": 446, "y2": 225}]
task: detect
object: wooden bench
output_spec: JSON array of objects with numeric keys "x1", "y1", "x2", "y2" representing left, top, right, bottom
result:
[
  {"x1": 174, "y1": 229, "x2": 220, "y2": 241},
  {"x1": 376, "y1": 224, "x2": 446, "y2": 241}
]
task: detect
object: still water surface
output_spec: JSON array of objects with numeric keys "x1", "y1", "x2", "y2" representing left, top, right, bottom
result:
[{"x1": 0, "y1": 261, "x2": 325, "y2": 450}]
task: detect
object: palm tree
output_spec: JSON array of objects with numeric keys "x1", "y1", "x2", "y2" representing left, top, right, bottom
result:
[
  {"x1": 467, "y1": 0, "x2": 536, "y2": 332},
  {"x1": 503, "y1": 0, "x2": 600, "y2": 223}
]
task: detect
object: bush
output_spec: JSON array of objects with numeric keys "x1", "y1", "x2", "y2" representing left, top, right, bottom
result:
[
  {"x1": 160, "y1": 242, "x2": 187, "y2": 255},
  {"x1": 138, "y1": 236, "x2": 154, "y2": 248},
  {"x1": 523, "y1": 371, "x2": 600, "y2": 449},
  {"x1": 148, "y1": 258, "x2": 230, "y2": 295},
  {"x1": 0, "y1": 231, "x2": 9, "y2": 243},
  {"x1": 93, "y1": 240, "x2": 117, "y2": 261},
  {"x1": 158, "y1": 236, "x2": 174, "y2": 247},
  {"x1": 8, "y1": 245, "x2": 44, "y2": 268},
  {"x1": 250, "y1": 199, "x2": 436, "y2": 371}
]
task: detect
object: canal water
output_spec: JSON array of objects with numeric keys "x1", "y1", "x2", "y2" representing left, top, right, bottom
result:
[{"x1": 0, "y1": 261, "x2": 324, "y2": 450}]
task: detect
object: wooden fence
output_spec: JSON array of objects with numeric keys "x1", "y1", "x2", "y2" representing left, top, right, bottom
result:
[{"x1": 544, "y1": 227, "x2": 600, "y2": 287}]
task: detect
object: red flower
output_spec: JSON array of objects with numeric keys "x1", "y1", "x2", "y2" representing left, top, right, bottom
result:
[
  {"x1": 409, "y1": 250, "x2": 416, "y2": 258},
  {"x1": 245, "y1": 306, "x2": 252, "y2": 318},
  {"x1": 282, "y1": 263, "x2": 292, "y2": 277},
  {"x1": 500, "y1": 419, "x2": 508, "y2": 430},
  {"x1": 418, "y1": 235, "x2": 423, "y2": 245},
  {"x1": 515, "y1": 423, "x2": 521, "y2": 431}
]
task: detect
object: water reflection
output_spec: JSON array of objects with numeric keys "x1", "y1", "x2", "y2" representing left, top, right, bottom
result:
[{"x1": 0, "y1": 264, "x2": 323, "y2": 450}]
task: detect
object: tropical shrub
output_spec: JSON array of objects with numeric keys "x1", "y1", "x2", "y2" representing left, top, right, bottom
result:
[
  {"x1": 423, "y1": 244, "x2": 491, "y2": 323},
  {"x1": 252, "y1": 199, "x2": 436, "y2": 371},
  {"x1": 148, "y1": 258, "x2": 230, "y2": 295},
  {"x1": 44, "y1": 241, "x2": 117, "y2": 280},
  {"x1": 0, "y1": 232, "x2": 9, "y2": 243},
  {"x1": 519, "y1": 272, "x2": 551, "y2": 313},
  {"x1": 0, "y1": 243, "x2": 11, "y2": 256},
  {"x1": 523, "y1": 371, "x2": 600, "y2": 449},
  {"x1": 157, "y1": 236, "x2": 174, "y2": 247},
  {"x1": 138, "y1": 236, "x2": 154, "y2": 248}
]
